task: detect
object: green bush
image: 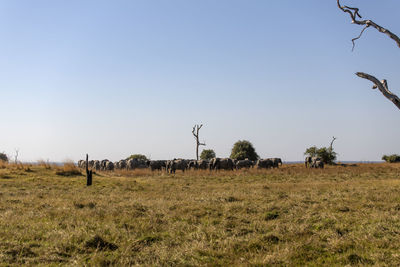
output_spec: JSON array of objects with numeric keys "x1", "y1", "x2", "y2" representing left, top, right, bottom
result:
[
  {"x1": 304, "y1": 146, "x2": 337, "y2": 165},
  {"x1": 200, "y1": 149, "x2": 216, "y2": 160},
  {"x1": 230, "y1": 140, "x2": 259, "y2": 161},
  {"x1": 126, "y1": 154, "x2": 148, "y2": 161},
  {"x1": 0, "y1": 152, "x2": 8, "y2": 162},
  {"x1": 382, "y1": 154, "x2": 400, "y2": 163}
]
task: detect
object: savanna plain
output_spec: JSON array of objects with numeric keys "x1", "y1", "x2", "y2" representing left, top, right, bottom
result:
[{"x1": 1, "y1": 162, "x2": 400, "y2": 266}]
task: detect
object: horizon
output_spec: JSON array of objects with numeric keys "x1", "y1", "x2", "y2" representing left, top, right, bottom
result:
[{"x1": 1, "y1": 1, "x2": 400, "y2": 162}]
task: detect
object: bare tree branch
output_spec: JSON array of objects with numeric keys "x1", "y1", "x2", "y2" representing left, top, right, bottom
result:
[
  {"x1": 337, "y1": 0, "x2": 400, "y2": 111},
  {"x1": 356, "y1": 72, "x2": 400, "y2": 110},
  {"x1": 337, "y1": 0, "x2": 400, "y2": 48},
  {"x1": 351, "y1": 25, "x2": 369, "y2": 51},
  {"x1": 329, "y1": 137, "x2": 337, "y2": 153}
]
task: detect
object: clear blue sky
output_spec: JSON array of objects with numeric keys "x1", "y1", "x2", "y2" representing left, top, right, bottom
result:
[{"x1": 1, "y1": 0, "x2": 400, "y2": 162}]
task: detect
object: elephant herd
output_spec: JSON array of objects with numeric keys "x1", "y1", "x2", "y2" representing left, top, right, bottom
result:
[
  {"x1": 77, "y1": 158, "x2": 148, "y2": 171},
  {"x1": 77, "y1": 157, "x2": 283, "y2": 173},
  {"x1": 304, "y1": 156, "x2": 324, "y2": 168}
]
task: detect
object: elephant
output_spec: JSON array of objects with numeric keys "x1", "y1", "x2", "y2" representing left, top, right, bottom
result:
[
  {"x1": 100, "y1": 160, "x2": 110, "y2": 171},
  {"x1": 88, "y1": 160, "x2": 94, "y2": 169},
  {"x1": 77, "y1": 160, "x2": 85, "y2": 169},
  {"x1": 313, "y1": 160, "x2": 324, "y2": 168},
  {"x1": 269, "y1": 158, "x2": 282, "y2": 168},
  {"x1": 115, "y1": 160, "x2": 127, "y2": 170},
  {"x1": 127, "y1": 158, "x2": 148, "y2": 170},
  {"x1": 306, "y1": 157, "x2": 324, "y2": 169},
  {"x1": 187, "y1": 160, "x2": 198, "y2": 170},
  {"x1": 197, "y1": 160, "x2": 209, "y2": 170},
  {"x1": 93, "y1": 160, "x2": 101, "y2": 171},
  {"x1": 149, "y1": 160, "x2": 166, "y2": 171},
  {"x1": 113, "y1": 161, "x2": 119, "y2": 169},
  {"x1": 127, "y1": 159, "x2": 136, "y2": 170},
  {"x1": 209, "y1": 158, "x2": 235, "y2": 171},
  {"x1": 235, "y1": 159, "x2": 254, "y2": 169},
  {"x1": 310, "y1": 157, "x2": 324, "y2": 169},
  {"x1": 165, "y1": 160, "x2": 172, "y2": 173},
  {"x1": 168, "y1": 159, "x2": 188, "y2": 174},
  {"x1": 105, "y1": 161, "x2": 114, "y2": 171},
  {"x1": 305, "y1": 156, "x2": 312, "y2": 168},
  {"x1": 255, "y1": 159, "x2": 273, "y2": 169}
]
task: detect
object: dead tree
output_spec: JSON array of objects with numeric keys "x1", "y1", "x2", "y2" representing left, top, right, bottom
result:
[
  {"x1": 329, "y1": 136, "x2": 337, "y2": 153},
  {"x1": 14, "y1": 148, "x2": 19, "y2": 164},
  {"x1": 86, "y1": 154, "x2": 92, "y2": 186},
  {"x1": 337, "y1": 0, "x2": 400, "y2": 110},
  {"x1": 192, "y1": 124, "x2": 206, "y2": 160}
]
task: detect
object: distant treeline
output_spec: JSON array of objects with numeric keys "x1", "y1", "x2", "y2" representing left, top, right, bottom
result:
[{"x1": 382, "y1": 154, "x2": 400, "y2": 163}]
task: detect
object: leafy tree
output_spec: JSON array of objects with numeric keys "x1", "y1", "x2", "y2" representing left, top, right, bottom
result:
[
  {"x1": 230, "y1": 140, "x2": 259, "y2": 161},
  {"x1": 0, "y1": 152, "x2": 8, "y2": 162},
  {"x1": 126, "y1": 154, "x2": 148, "y2": 161},
  {"x1": 304, "y1": 146, "x2": 318, "y2": 158},
  {"x1": 304, "y1": 146, "x2": 337, "y2": 165},
  {"x1": 382, "y1": 154, "x2": 400, "y2": 163},
  {"x1": 200, "y1": 149, "x2": 216, "y2": 160}
]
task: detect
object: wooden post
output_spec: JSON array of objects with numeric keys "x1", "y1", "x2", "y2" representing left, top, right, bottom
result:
[{"x1": 86, "y1": 154, "x2": 92, "y2": 186}]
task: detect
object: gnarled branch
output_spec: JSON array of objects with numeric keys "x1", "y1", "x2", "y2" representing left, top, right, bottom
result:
[
  {"x1": 337, "y1": 1, "x2": 400, "y2": 111},
  {"x1": 351, "y1": 25, "x2": 369, "y2": 51},
  {"x1": 337, "y1": 0, "x2": 400, "y2": 48},
  {"x1": 356, "y1": 72, "x2": 400, "y2": 110}
]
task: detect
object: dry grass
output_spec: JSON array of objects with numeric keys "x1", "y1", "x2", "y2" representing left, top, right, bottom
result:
[
  {"x1": 37, "y1": 159, "x2": 52, "y2": 169},
  {"x1": 0, "y1": 163, "x2": 400, "y2": 265},
  {"x1": 55, "y1": 161, "x2": 82, "y2": 177}
]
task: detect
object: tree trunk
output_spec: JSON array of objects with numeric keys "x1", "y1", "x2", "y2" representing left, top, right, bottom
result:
[
  {"x1": 86, "y1": 154, "x2": 92, "y2": 186},
  {"x1": 192, "y1": 125, "x2": 206, "y2": 161}
]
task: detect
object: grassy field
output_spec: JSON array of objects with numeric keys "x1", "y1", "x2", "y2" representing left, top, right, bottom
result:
[{"x1": 1, "y1": 163, "x2": 400, "y2": 266}]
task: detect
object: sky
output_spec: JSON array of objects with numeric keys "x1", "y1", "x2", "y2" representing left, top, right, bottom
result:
[{"x1": 1, "y1": 0, "x2": 400, "y2": 162}]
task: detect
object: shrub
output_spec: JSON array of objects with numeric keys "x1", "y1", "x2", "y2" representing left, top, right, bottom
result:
[
  {"x1": 126, "y1": 154, "x2": 148, "y2": 161},
  {"x1": 0, "y1": 152, "x2": 8, "y2": 162},
  {"x1": 382, "y1": 154, "x2": 400, "y2": 163},
  {"x1": 230, "y1": 140, "x2": 259, "y2": 161},
  {"x1": 304, "y1": 146, "x2": 337, "y2": 165},
  {"x1": 200, "y1": 149, "x2": 216, "y2": 160}
]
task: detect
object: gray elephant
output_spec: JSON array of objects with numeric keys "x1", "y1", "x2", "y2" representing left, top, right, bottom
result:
[
  {"x1": 305, "y1": 156, "x2": 312, "y2": 168},
  {"x1": 113, "y1": 161, "x2": 119, "y2": 169},
  {"x1": 310, "y1": 157, "x2": 324, "y2": 169},
  {"x1": 269, "y1": 158, "x2": 282, "y2": 168},
  {"x1": 256, "y1": 159, "x2": 273, "y2": 169},
  {"x1": 115, "y1": 160, "x2": 127, "y2": 170},
  {"x1": 210, "y1": 158, "x2": 235, "y2": 171},
  {"x1": 105, "y1": 161, "x2": 114, "y2": 171},
  {"x1": 313, "y1": 160, "x2": 324, "y2": 168},
  {"x1": 235, "y1": 159, "x2": 254, "y2": 169},
  {"x1": 77, "y1": 160, "x2": 85, "y2": 169},
  {"x1": 187, "y1": 160, "x2": 198, "y2": 170},
  {"x1": 149, "y1": 160, "x2": 166, "y2": 171},
  {"x1": 88, "y1": 160, "x2": 94, "y2": 169},
  {"x1": 93, "y1": 160, "x2": 101, "y2": 171},
  {"x1": 197, "y1": 160, "x2": 209, "y2": 170},
  {"x1": 127, "y1": 159, "x2": 136, "y2": 170},
  {"x1": 306, "y1": 157, "x2": 324, "y2": 169},
  {"x1": 127, "y1": 158, "x2": 148, "y2": 170},
  {"x1": 100, "y1": 160, "x2": 110, "y2": 171},
  {"x1": 168, "y1": 159, "x2": 188, "y2": 174}
]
